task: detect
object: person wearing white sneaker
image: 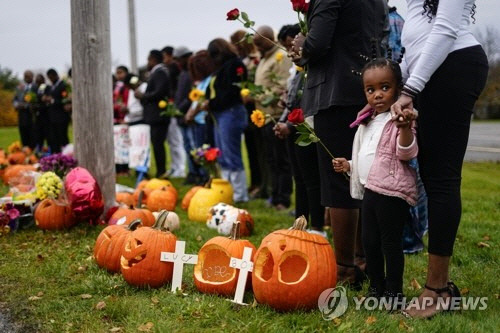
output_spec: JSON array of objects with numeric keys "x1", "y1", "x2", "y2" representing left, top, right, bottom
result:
[{"x1": 307, "y1": 228, "x2": 328, "y2": 238}]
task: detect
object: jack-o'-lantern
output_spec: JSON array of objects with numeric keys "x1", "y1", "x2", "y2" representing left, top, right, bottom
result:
[
  {"x1": 120, "y1": 210, "x2": 177, "y2": 288},
  {"x1": 252, "y1": 216, "x2": 337, "y2": 311},
  {"x1": 188, "y1": 179, "x2": 233, "y2": 222},
  {"x1": 116, "y1": 192, "x2": 134, "y2": 206},
  {"x1": 94, "y1": 219, "x2": 142, "y2": 272},
  {"x1": 207, "y1": 204, "x2": 254, "y2": 236},
  {"x1": 194, "y1": 222, "x2": 256, "y2": 296},
  {"x1": 181, "y1": 186, "x2": 203, "y2": 210},
  {"x1": 108, "y1": 192, "x2": 155, "y2": 226},
  {"x1": 146, "y1": 187, "x2": 177, "y2": 212},
  {"x1": 34, "y1": 199, "x2": 75, "y2": 230}
]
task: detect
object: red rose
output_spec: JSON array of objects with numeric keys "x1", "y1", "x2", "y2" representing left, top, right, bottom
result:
[
  {"x1": 236, "y1": 66, "x2": 245, "y2": 76},
  {"x1": 204, "y1": 148, "x2": 220, "y2": 162},
  {"x1": 226, "y1": 8, "x2": 240, "y2": 21},
  {"x1": 290, "y1": 0, "x2": 309, "y2": 13},
  {"x1": 288, "y1": 108, "x2": 305, "y2": 124}
]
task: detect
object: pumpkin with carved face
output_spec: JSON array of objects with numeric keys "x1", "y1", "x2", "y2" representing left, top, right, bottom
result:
[
  {"x1": 120, "y1": 210, "x2": 177, "y2": 288},
  {"x1": 194, "y1": 222, "x2": 256, "y2": 296},
  {"x1": 94, "y1": 220, "x2": 142, "y2": 272},
  {"x1": 252, "y1": 216, "x2": 337, "y2": 311}
]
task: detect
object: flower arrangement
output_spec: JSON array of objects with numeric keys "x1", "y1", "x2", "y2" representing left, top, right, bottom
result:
[
  {"x1": 159, "y1": 98, "x2": 183, "y2": 117},
  {"x1": 0, "y1": 203, "x2": 20, "y2": 236},
  {"x1": 190, "y1": 145, "x2": 221, "y2": 178},
  {"x1": 23, "y1": 91, "x2": 38, "y2": 104},
  {"x1": 35, "y1": 172, "x2": 63, "y2": 200},
  {"x1": 39, "y1": 153, "x2": 78, "y2": 178}
]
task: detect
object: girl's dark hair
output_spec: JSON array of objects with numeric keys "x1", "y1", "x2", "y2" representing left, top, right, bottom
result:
[
  {"x1": 207, "y1": 38, "x2": 238, "y2": 69},
  {"x1": 188, "y1": 50, "x2": 216, "y2": 82},
  {"x1": 361, "y1": 58, "x2": 403, "y2": 88},
  {"x1": 423, "y1": 0, "x2": 476, "y2": 23}
]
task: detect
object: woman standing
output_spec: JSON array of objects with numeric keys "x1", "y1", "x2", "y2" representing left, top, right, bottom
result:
[
  {"x1": 205, "y1": 38, "x2": 249, "y2": 202},
  {"x1": 391, "y1": 0, "x2": 488, "y2": 318}
]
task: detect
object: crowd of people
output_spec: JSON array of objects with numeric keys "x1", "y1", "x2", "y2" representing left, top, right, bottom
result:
[{"x1": 12, "y1": 0, "x2": 488, "y2": 318}]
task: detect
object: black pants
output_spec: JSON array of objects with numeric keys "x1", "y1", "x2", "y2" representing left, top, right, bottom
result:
[
  {"x1": 416, "y1": 45, "x2": 488, "y2": 256},
  {"x1": 48, "y1": 121, "x2": 69, "y2": 153},
  {"x1": 34, "y1": 111, "x2": 50, "y2": 149},
  {"x1": 287, "y1": 127, "x2": 324, "y2": 229},
  {"x1": 18, "y1": 108, "x2": 35, "y2": 149},
  {"x1": 150, "y1": 120, "x2": 170, "y2": 177},
  {"x1": 263, "y1": 122, "x2": 292, "y2": 207},
  {"x1": 362, "y1": 189, "x2": 409, "y2": 294}
]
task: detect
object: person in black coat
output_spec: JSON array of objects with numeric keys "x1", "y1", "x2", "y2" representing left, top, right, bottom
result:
[
  {"x1": 12, "y1": 70, "x2": 36, "y2": 148},
  {"x1": 135, "y1": 50, "x2": 171, "y2": 177},
  {"x1": 290, "y1": 0, "x2": 388, "y2": 287},
  {"x1": 44, "y1": 68, "x2": 70, "y2": 153},
  {"x1": 34, "y1": 74, "x2": 50, "y2": 150}
]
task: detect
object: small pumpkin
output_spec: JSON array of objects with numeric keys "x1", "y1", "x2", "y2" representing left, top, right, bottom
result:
[
  {"x1": 188, "y1": 178, "x2": 233, "y2": 222},
  {"x1": 152, "y1": 210, "x2": 180, "y2": 232},
  {"x1": 109, "y1": 192, "x2": 155, "y2": 226},
  {"x1": 145, "y1": 178, "x2": 174, "y2": 191},
  {"x1": 8, "y1": 151, "x2": 27, "y2": 165},
  {"x1": 120, "y1": 210, "x2": 177, "y2": 288},
  {"x1": 146, "y1": 187, "x2": 177, "y2": 212},
  {"x1": 2, "y1": 164, "x2": 36, "y2": 184},
  {"x1": 252, "y1": 216, "x2": 337, "y2": 311},
  {"x1": 34, "y1": 199, "x2": 75, "y2": 230},
  {"x1": 194, "y1": 221, "x2": 256, "y2": 296},
  {"x1": 116, "y1": 192, "x2": 134, "y2": 206},
  {"x1": 207, "y1": 204, "x2": 254, "y2": 236},
  {"x1": 181, "y1": 186, "x2": 203, "y2": 210},
  {"x1": 94, "y1": 219, "x2": 142, "y2": 272}
]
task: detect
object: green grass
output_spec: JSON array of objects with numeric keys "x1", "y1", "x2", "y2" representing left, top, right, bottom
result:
[{"x1": 0, "y1": 128, "x2": 499, "y2": 332}]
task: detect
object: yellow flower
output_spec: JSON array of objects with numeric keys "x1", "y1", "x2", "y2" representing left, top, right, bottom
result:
[
  {"x1": 275, "y1": 52, "x2": 284, "y2": 63},
  {"x1": 240, "y1": 88, "x2": 250, "y2": 98},
  {"x1": 8, "y1": 141, "x2": 22, "y2": 153},
  {"x1": 24, "y1": 94, "x2": 32, "y2": 103},
  {"x1": 295, "y1": 65, "x2": 304, "y2": 72},
  {"x1": 189, "y1": 89, "x2": 205, "y2": 102},
  {"x1": 250, "y1": 109, "x2": 266, "y2": 128},
  {"x1": 158, "y1": 100, "x2": 167, "y2": 109}
]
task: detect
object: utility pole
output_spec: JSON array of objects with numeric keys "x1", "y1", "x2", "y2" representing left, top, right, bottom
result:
[
  {"x1": 70, "y1": 0, "x2": 115, "y2": 210},
  {"x1": 128, "y1": 0, "x2": 138, "y2": 73}
]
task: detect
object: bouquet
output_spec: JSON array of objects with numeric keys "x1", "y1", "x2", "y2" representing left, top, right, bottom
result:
[
  {"x1": 190, "y1": 144, "x2": 221, "y2": 178},
  {"x1": 159, "y1": 98, "x2": 183, "y2": 117},
  {"x1": 39, "y1": 153, "x2": 78, "y2": 178},
  {"x1": 0, "y1": 203, "x2": 20, "y2": 236}
]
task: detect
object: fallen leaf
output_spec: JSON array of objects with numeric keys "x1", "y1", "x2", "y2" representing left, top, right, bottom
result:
[
  {"x1": 151, "y1": 297, "x2": 159, "y2": 304},
  {"x1": 138, "y1": 322, "x2": 154, "y2": 332},
  {"x1": 109, "y1": 327, "x2": 122, "y2": 332},
  {"x1": 37, "y1": 254, "x2": 44, "y2": 261},
  {"x1": 477, "y1": 242, "x2": 490, "y2": 248},
  {"x1": 332, "y1": 318, "x2": 342, "y2": 327},
  {"x1": 85, "y1": 245, "x2": 92, "y2": 252},
  {"x1": 365, "y1": 316, "x2": 377, "y2": 325},
  {"x1": 78, "y1": 265, "x2": 88, "y2": 272},
  {"x1": 410, "y1": 278, "x2": 421, "y2": 290},
  {"x1": 28, "y1": 296, "x2": 41, "y2": 301},
  {"x1": 196, "y1": 235, "x2": 203, "y2": 242},
  {"x1": 460, "y1": 288, "x2": 469, "y2": 295},
  {"x1": 483, "y1": 235, "x2": 490, "y2": 241},
  {"x1": 80, "y1": 294, "x2": 92, "y2": 299},
  {"x1": 37, "y1": 291, "x2": 44, "y2": 297},
  {"x1": 251, "y1": 298, "x2": 258, "y2": 308},
  {"x1": 86, "y1": 256, "x2": 93, "y2": 261},
  {"x1": 399, "y1": 320, "x2": 414, "y2": 332},
  {"x1": 95, "y1": 301, "x2": 106, "y2": 310},
  {"x1": 495, "y1": 294, "x2": 499, "y2": 300}
]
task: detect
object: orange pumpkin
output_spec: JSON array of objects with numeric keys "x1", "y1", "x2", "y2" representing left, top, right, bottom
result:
[
  {"x1": 252, "y1": 216, "x2": 337, "y2": 311},
  {"x1": 116, "y1": 192, "x2": 134, "y2": 206},
  {"x1": 181, "y1": 186, "x2": 203, "y2": 210},
  {"x1": 108, "y1": 201, "x2": 155, "y2": 227},
  {"x1": 146, "y1": 187, "x2": 177, "y2": 212},
  {"x1": 120, "y1": 210, "x2": 177, "y2": 288},
  {"x1": 133, "y1": 187, "x2": 152, "y2": 206},
  {"x1": 2, "y1": 164, "x2": 36, "y2": 184},
  {"x1": 194, "y1": 221, "x2": 256, "y2": 296},
  {"x1": 34, "y1": 199, "x2": 75, "y2": 230},
  {"x1": 8, "y1": 151, "x2": 27, "y2": 165},
  {"x1": 94, "y1": 220, "x2": 142, "y2": 273}
]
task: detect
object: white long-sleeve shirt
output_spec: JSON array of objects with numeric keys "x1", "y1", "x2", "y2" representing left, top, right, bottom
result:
[{"x1": 401, "y1": 0, "x2": 479, "y2": 91}]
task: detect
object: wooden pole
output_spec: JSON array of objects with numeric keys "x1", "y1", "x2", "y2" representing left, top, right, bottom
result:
[
  {"x1": 128, "y1": 0, "x2": 138, "y2": 73},
  {"x1": 70, "y1": 0, "x2": 115, "y2": 210}
]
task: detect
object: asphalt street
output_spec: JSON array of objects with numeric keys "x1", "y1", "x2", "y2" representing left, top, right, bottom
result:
[{"x1": 465, "y1": 122, "x2": 500, "y2": 161}]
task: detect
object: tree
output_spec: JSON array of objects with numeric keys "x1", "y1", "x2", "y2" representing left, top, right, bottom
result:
[
  {"x1": 475, "y1": 26, "x2": 500, "y2": 65},
  {"x1": 0, "y1": 66, "x2": 19, "y2": 91}
]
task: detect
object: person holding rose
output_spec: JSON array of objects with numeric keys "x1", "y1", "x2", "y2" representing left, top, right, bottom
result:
[{"x1": 289, "y1": 0, "x2": 387, "y2": 287}]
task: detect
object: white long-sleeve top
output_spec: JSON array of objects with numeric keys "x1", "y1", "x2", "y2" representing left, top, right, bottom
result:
[{"x1": 401, "y1": 0, "x2": 479, "y2": 91}]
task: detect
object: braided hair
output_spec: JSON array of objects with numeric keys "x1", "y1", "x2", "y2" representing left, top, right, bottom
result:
[
  {"x1": 361, "y1": 58, "x2": 403, "y2": 89},
  {"x1": 423, "y1": 0, "x2": 476, "y2": 23}
]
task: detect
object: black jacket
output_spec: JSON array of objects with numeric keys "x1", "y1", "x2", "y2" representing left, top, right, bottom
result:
[
  {"x1": 47, "y1": 80, "x2": 70, "y2": 123},
  {"x1": 300, "y1": 0, "x2": 387, "y2": 113},
  {"x1": 207, "y1": 57, "x2": 246, "y2": 112},
  {"x1": 142, "y1": 64, "x2": 171, "y2": 125}
]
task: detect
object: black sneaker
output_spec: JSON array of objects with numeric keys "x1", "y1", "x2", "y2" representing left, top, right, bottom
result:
[{"x1": 381, "y1": 290, "x2": 405, "y2": 311}]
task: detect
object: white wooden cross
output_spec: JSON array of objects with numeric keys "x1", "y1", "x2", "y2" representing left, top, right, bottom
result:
[
  {"x1": 160, "y1": 240, "x2": 198, "y2": 293},
  {"x1": 229, "y1": 246, "x2": 254, "y2": 305}
]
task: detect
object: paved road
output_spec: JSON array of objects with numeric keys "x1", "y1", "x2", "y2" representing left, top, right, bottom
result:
[
  {"x1": 465, "y1": 122, "x2": 500, "y2": 161},
  {"x1": 0, "y1": 304, "x2": 18, "y2": 333}
]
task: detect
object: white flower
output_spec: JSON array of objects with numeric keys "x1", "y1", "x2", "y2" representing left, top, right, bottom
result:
[{"x1": 129, "y1": 76, "x2": 139, "y2": 85}]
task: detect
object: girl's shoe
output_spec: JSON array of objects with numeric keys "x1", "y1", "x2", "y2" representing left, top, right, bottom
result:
[{"x1": 382, "y1": 290, "x2": 405, "y2": 311}]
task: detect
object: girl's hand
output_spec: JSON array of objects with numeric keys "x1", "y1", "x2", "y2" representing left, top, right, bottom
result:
[
  {"x1": 394, "y1": 108, "x2": 418, "y2": 128},
  {"x1": 332, "y1": 158, "x2": 350, "y2": 173},
  {"x1": 391, "y1": 94, "x2": 413, "y2": 122}
]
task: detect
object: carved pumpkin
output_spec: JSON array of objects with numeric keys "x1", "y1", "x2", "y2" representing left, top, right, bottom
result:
[
  {"x1": 108, "y1": 192, "x2": 155, "y2": 226},
  {"x1": 116, "y1": 192, "x2": 134, "y2": 206},
  {"x1": 252, "y1": 216, "x2": 337, "y2": 311},
  {"x1": 188, "y1": 179, "x2": 233, "y2": 222},
  {"x1": 94, "y1": 220, "x2": 142, "y2": 272},
  {"x1": 120, "y1": 210, "x2": 177, "y2": 288},
  {"x1": 146, "y1": 187, "x2": 177, "y2": 212},
  {"x1": 2, "y1": 164, "x2": 36, "y2": 184},
  {"x1": 207, "y1": 204, "x2": 254, "y2": 236},
  {"x1": 34, "y1": 199, "x2": 75, "y2": 230},
  {"x1": 194, "y1": 222, "x2": 256, "y2": 296},
  {"x1": 181, "y1": 186, "x2": 203, "y2": 210}
]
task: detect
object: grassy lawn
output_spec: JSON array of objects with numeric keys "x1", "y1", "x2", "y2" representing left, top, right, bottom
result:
[{"x1": 0, "y1": 127, "x2": 498, "y2": 332}]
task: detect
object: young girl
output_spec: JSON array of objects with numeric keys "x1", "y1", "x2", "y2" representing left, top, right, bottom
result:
[{"x1": 333, "y1": 58, "x2": 418, "y2": 305}]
